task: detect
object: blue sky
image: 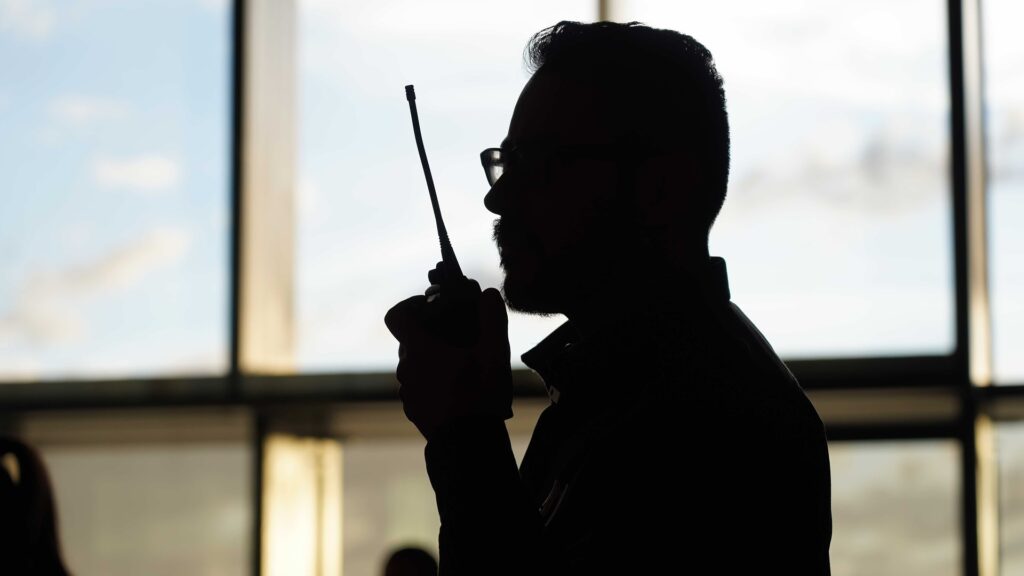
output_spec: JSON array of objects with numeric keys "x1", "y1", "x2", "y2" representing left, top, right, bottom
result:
[{"x1": 0, "y1": 0, "x2": 230, "y2": 379}]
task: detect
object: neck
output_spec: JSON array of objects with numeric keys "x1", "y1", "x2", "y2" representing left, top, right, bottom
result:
[{"x1": 562, "y1": 252, "x2": 710, "y2": 340}]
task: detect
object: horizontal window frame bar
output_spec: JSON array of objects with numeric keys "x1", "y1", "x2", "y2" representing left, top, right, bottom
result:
[
  {"x1": 787, "y1": 355, "x2": 961, "y2": 389},
  {"x1": 825, "y1": 422, "x2": 962, "y2": 442},
  {"x1": 0, "y1": 352, "x2": 963, "y2": 392},
  {"x1": 3, "y1": 373, "x2": 1023, "y2": 423},
  {"x1": 0, "y1": 376, "x2": 230, "y2": 411}
]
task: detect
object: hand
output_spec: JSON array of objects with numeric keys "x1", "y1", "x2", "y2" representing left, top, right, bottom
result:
[{"x1": 384, "y1": 287, "x2": 513, "y2": 440}]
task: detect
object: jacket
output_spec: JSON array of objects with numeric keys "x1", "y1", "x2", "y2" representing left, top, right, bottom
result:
[{"x1": 425, "y1": 257, "x2": 832, "y2": 575}]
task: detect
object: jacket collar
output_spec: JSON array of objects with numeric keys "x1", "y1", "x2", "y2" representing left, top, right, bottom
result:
[{"x1": 520, "y1": 257, "x2": 731, "y2": 406}]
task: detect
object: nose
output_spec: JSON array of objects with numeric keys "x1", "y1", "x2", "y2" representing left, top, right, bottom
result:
[{"x1": 483, "y1": 174, "x2": 509, "y2": 216}]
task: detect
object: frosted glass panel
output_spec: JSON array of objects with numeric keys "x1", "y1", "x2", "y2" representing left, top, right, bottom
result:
[
  {"x1": 42, "y1": 443, "x2": 252, "y2": 576},
  {"x1": 830, "y1": 440, "x2": 960, "y2": 576}
]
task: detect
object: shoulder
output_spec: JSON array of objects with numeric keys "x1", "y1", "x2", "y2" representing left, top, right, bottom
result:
[
  {"x1": 632, "y1": 299, "x2": 829, "y2": 457},
  {"x1": 707, "y1": 301, "x2": 825, "y2": 432}
]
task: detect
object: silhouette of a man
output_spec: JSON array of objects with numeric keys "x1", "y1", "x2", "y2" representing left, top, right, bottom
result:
[{"x1": 386, "y1": 21, "x2": 831, "y2": 575}]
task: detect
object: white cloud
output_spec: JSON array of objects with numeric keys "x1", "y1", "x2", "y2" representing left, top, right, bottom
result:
[
  {"x1": 63, "y1": 228, "x2": 190, "y2": 292},
  {"x1": 0, "y1": 0, "x2": 55, "y2": 41},
  {"x1": 50, "y1": 95, "x2": 128, "y2": 125},
  {"x1": 0, "y1": 228, "x2": 191, "y2": 347},
  {"x1": 93, "y1": 155, "x2": 181, "y2": 193}
]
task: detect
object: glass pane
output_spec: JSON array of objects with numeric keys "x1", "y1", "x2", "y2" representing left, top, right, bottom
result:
[
  {"x1": 41, "y1": 442, "x2": 252, "y2": 576},
  {"x1": 998, "y1": 422, "x2": 1024, "y2": 575},
  {"x1": 0, "y1": 0, "x2": 232, "y2": 380},
  {"x1": 341, "y1": 435, "x2": 959, "y2": 576},
  {"x1": 296, "y1": 0, "x2": 596, "y2": 372},
  {"x1": 614, "y1": 0, "x2": 954, "y2": 358},
  {"x1": 830, "y1": 440, "x2": 960, "y2": 576},
  {"x1": 263, "y1": 435, "x2": 342, "y2": 576},
  {"x1": 340, "y1": 434, "x2": 531, "y2": 576},
  {"x1": 983, "y1": 0, "x2": 1024, "y2": 383}
]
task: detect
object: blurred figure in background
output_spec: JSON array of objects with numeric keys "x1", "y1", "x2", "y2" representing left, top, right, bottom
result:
[
  {"x1": 0, "y1": 437, "x2": 71, "y2": 576},
  {"x1": 382, "y1": 546, "x2": 438, "y2": 576}
]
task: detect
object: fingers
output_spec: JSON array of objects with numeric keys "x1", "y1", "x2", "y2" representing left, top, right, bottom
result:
[
  {"x1": 478, "y1": 287, "x2": 507, "y2": 333},
  {"x1": 388, "y1": 283, "x2": 513, "y2": 437},
  {"x1": 477, "y1": 287, "x2": 511, "y2": 363},
  {"x1": 384, "y1": 295, "x2": 427, "y2": 341}
]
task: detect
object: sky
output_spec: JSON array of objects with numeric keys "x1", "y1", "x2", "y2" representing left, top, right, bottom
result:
[{"x1": 0, "y1": 0, "x2": 230, "y2": 379}]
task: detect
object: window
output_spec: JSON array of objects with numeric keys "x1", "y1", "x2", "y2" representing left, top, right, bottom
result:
[
  {"x1": 44, "y1": 443, "x2": 251, "y2": 576},
  {"x1": 982, "y1": 0, "x2": 1024, "y2": 384},
  {"x1": 614, "y1": 0, "x2": 954, "y2": 359},
  {"x1": 1, "y1": 1, "x2": 1021, "y2": 575},
  {"x1": 295, "y1": 0, "x2": 595, "y2": 372},
  {"x1": 19, "y1": 410, "x2": 253, "y2": 576},
  {"x1": 997, "y1": 422, "x2": 1024, "y2": 575},
  {"x1": 327, "y1": 403, "x2": 537, "y2": 575},
  {"x1": 830, "y1": 441, "x2": 960, "y2": 576},
  {"x1": 0, "y1": 0, "x2": 232, "y2": 380}
]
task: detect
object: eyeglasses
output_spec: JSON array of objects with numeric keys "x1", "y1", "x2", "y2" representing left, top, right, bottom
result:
[
  {"x1": 479, "y1": 142, "x2": 660, "y2": 188},
  {"x1": 480, "y1": 147, "x2": 506, "y2": 187},
  {"x1": 481, "y1": 147, "x2": 509, "y2": 186}
]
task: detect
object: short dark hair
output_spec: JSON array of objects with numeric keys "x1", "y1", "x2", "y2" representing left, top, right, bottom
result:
[{"x1": 524, "y1": 21, "x2": 730, "y2": 237}]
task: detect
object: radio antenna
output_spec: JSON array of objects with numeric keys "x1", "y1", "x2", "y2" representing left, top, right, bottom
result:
[{"x1": 405, "y1": 85, "x2": 464, "y2": 279}]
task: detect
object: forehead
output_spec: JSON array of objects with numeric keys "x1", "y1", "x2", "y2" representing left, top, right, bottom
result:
[{"x1": 504, "y1": 67, "x2": 615, "y2": 147}]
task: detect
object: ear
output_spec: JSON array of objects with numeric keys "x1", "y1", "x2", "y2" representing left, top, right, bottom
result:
[{"x1": 631, "y1": 150, "x2": 698, "y2": 229}]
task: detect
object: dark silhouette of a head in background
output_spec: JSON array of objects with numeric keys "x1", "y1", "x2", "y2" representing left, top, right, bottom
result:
[
  {"x1": 382, "y1": 546, "x2": 438, "y2": 576},
  {"x1": 0, "y1": 437, "x2": 71, "y2": 576},
  {"x1": 485, "y1": 21, "x2": 730, "y2": 318}
]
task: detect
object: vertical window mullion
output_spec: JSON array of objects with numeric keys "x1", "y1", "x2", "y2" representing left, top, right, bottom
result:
[
  {"x1": 237, "y1": 0, "x2": 298, "y2": 378},
  {"x1": 951, "y1": 0, "x2": 998, "y2": 573}
]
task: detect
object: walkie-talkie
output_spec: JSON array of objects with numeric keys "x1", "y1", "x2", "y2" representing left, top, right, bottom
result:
[{"x1": 405, "y1": 85, "x2": 481, "y2": 348}]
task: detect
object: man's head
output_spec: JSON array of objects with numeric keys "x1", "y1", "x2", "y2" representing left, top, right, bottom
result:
[{"x1": 485, "y1": 21, "x2": 730, "y2": 315}]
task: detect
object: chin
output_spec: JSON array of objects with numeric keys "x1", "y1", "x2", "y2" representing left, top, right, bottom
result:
[{"x1": 500, "y1": 260, "x2": 562, "y2": 317}]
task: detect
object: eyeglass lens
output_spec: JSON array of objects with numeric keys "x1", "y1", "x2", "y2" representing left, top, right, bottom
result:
[{"x1": 482, "y1": 148, "x2": 503, "y2": 186}]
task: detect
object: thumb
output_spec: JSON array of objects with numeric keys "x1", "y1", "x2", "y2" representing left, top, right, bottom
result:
[{"x1": 477, "y1": 287, "x2": 509, "y2": 351}]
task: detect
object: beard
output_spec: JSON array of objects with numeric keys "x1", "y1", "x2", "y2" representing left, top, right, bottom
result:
[
  {"x1": 493, "y1": 217, "x2": 560, "y2": 315},
  {"x1": 493, "y1": 217, "x2": 610, "y2": 316}
]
